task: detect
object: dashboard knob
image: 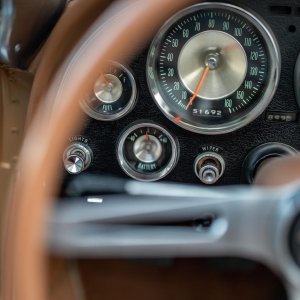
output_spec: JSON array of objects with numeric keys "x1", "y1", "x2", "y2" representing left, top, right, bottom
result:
[
  {"x1": 198, "y1": 164, "x2": 220, "y2": 185},
  {"x1": 194, "y1": 152, "x2": 225, "y2": 185},
  {"x1": 64, "y1": 155, "x2": 85, "y2": 174},
  {"x1": 63, "y1": 143, "x2": 93, "y2": 174}
]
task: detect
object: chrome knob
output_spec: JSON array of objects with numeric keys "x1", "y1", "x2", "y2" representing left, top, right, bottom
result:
[
  {"x1": 199, "y1": 165, "x2": 220, "y2": 184},
  {"x1": 63, "y1": 143, "x2": 92, "y2": 174},
  {"x1": 194, "y1": 152, "x2": 225, "y2": 185},
  {"x1": 64, "y1": 155, "x2": 85, "y2": 174}
]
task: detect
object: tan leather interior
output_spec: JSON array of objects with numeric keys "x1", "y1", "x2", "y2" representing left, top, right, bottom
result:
[
  {"x1": 26, "y1": 0, "x2": 112, "y2": 123},
  {"x1": 0, "y1": 65, "x2": 33, "y2": 212},
  {"x1": 0, "y1": 0, "x2": 65, "y2": 67},
  {"x1": 2, "y1": 0, "x2": 300, "y2": 300}
]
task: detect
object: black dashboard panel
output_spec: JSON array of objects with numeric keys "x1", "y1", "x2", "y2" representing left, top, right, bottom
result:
[{"x1": 66, "y1": 0, "x2": 300, "y2": 186}]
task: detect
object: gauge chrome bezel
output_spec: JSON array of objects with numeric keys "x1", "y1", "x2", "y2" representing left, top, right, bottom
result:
[
  {"x1": 146, "y1": 2, "x2": 281, "y2": 135},
  {"x1": 117, "y1": 121, "x2": 180, "y2": 182},
  {"x1": 81, "y1": 61, "x2": 137, "y2": 121}
]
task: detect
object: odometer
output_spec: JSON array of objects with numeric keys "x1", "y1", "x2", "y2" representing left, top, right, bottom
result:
[{"x1": 146, "y1": 3, "x2": 280, "y2": 134}]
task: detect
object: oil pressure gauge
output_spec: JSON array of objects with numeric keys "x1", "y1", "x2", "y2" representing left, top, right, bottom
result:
[
  {"x1": 117, "y1": 122, "x2": 179, "y2": 181},
  {"x1": 81, "y1": 61, "x2": 137, "y2": 121}
]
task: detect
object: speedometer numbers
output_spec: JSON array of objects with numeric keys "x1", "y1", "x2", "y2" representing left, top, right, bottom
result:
[{"x1": 147, "y1": 3, "x2": 280, "y2": 134}]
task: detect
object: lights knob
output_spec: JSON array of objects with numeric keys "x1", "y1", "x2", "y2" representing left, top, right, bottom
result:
[
  {"x1": 63, "y1": 143, "x2": 93, "y2": 174},
  {"x1": 194, "y1": 152, "x2": 225, "y2": 185},
  {"x1": 64, "y1": 155, "x2": 85, "y2": 174}
]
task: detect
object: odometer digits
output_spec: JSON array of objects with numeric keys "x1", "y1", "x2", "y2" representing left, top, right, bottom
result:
[{"x1": 147, "y1": 3, "x2": 280, "y2": 134}]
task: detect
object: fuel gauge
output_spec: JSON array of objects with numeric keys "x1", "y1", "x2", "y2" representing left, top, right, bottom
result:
[
  {"x1": 81, "y1": 61, "x2": 137, "y2": 121},
  {"x1": 117, "y1": 122, "x2": 179, "y2": 181}
]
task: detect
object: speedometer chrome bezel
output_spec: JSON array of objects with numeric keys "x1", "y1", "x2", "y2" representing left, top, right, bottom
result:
[{"x1": 146, "y1": 2, "x2": 281, "y2": 135}]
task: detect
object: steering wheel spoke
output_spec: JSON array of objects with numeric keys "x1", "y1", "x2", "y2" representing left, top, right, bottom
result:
[
  {"x1": 48, "y1": 179, "x2": 300, "y2": 299},
  {"x1": 49, "y1": 181, "x2": 289, "y2": 264}
]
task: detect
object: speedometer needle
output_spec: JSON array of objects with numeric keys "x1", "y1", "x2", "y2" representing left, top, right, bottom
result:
[{"x1": 185, "y1": 66, "x2": 210, "y2": 110}]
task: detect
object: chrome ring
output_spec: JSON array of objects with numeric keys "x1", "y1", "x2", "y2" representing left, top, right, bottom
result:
[
  {"x1": 81, "y1": 61, "x2": 137, "y2": 121},
  {"x1": 146, "y1": 2, "x2": 281, "y2": 135},
  {"x1": 117, "y1": 121, "x2": 179, "y2": 182}
]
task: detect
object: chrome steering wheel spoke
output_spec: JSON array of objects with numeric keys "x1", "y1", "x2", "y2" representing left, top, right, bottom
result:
[{"x1": 48, "y1": 180, "x2": 300, "y2": 299}]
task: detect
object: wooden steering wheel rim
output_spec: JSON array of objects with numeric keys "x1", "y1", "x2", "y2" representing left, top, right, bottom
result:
[{"x1": 2, "y1": 1, "x2": 195, "y2": 300}]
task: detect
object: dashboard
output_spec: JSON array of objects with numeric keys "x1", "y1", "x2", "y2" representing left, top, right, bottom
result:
[{"x1": 63, "y1": 0, "x2": 300, "y2": 187}]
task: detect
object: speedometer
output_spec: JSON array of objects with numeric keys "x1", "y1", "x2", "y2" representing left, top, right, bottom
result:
[{"x1": 146, "y1": 3, "x2": 280, "y2": 134}]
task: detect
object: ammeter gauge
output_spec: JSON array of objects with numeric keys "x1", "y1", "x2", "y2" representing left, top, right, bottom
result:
[{"x1": 117, "y1": 121, "x2": 179, "y2": 181}]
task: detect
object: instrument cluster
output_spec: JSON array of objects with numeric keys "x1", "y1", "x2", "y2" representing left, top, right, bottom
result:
[{"x1": 63, "y1": 0, "x2": 300, "y2": 186}]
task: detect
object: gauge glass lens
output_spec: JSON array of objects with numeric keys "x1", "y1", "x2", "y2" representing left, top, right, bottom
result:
[
  {"x1": 81, "y1": 61, "x2": 137, "y2": 121},
  {"x1": 117, "y1": 122, "x2": 179, "y2": 181},
  {"x1": 147, "y1": 3, "x2": 280, "y2": 134}
]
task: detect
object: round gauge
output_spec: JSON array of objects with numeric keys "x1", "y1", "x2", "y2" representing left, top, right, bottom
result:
[
  {"x1": 117, "y1": 122, "x2": 179, "y2": 181},
  {"x1": 81, "y1": 61, "x2": 137, "y2": 121},
  {"x1": 147, "y1": 3, "x2": 280, "y2": 134}
]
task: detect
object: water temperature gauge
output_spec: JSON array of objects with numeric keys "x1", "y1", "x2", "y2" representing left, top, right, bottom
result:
[
  {"x1": 81, "y1": 61, "x2": 137, "y2": 121},
  {"x1": 117, "y1": 122, "x2": 179, "y2": 181}
]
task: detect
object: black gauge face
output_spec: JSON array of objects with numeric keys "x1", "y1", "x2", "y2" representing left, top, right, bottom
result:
[
  {"x1": 117, "y1": 122, "x2": 179, "y2": 181},
  {"x1": 81, "y1": 62, "x2": 137, "y2": 121},
  {"x1": 147, "y1": 3, "x2": 280, "y2": 134}
]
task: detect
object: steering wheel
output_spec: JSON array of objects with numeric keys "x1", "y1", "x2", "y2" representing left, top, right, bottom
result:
[{"x1": 3, "y1": 1, "x2": 300, "y2": 300}]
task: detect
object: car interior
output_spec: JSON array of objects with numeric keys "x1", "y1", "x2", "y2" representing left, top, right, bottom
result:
[{"x1": 1, "y1": 0, "x2": 300, "y2": 299}]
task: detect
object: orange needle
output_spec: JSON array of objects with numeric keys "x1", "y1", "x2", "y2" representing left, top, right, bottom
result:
[
  {"x1": 101, "y1": 73, "x2": 110, "y2": 85},
  {"x1": 185, "y1": 66, "x2": 210, "y2": 110},
  {"x1": 146, "y1": 129, "x2": 150, "y2": 144}
]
